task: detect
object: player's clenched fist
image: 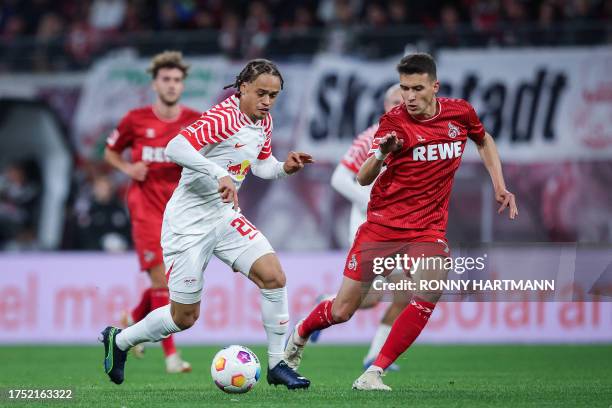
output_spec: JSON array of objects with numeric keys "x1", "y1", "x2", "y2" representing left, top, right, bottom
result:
[
  {"x1": 283, "y1": 151, "x2": 314, "y2": 174},
  {"x1": 126, "y1": 161, "x2": 149, "y2": 181},
  {"x1": 218, "y1": 175, "x2": 239, "y2": 209},
  {"x1": 378, "y1": 131, "x2": 403, "y2": 154}
]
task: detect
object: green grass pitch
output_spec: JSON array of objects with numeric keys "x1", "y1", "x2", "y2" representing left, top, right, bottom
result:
[{"x1": 0, "y1": 344, "x2": 610, "y2": 407}]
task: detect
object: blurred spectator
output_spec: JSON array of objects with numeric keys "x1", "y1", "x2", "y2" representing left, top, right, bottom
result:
[
  {"x1": 365, "y1": 2, "x2": 388, "y2": 28},
  {"x1": 603, "y1": 0, "x2": 612, "y2": 42},
  {"x1": 387, "y1": 0, "x2": 409, "y2": 26},
  {"x1": 89, "y1": 0, "x2": 126, "y2": 32},
  {"x1": 0, "y1": 161, "x2": 41, "y2": 251},
  {"x1": 193, "y1": 9, "x2": 215, "y2": 30},
  {"x1": 358, "y1": 2, "x2": 390, "y2": 57},
  {"x1": 274, "y1": 4, "x2": 321, "y2": 55},
  {"x1": 158, "y1": 0, "x2": 180, "y2": 31},
  {"x1": 533, "y1": 1, "x2": 563, "y2": 45},
  {"x1": 468, "y1": 0, "x2": 502, "y2": 45},
  {"x1": 122, "y1": 0, "x2": 147, "y2": 32},
  {"x1": 568, "y1": 0, "x2": 599, "y2": 44},
  {"x1": 500, "y1": 0, "x2": 530, "y2": 45},
  {"x1": 243, "y1": 1, "x2": 273, "y2": 58},
  {"x1": 64, "y1": 2, "x2": 101, "y2": 68},
  {"x1": 324, "y1": 0, "x2": 358, "y2": 54},
  {"x1": 219, "y1": 11, "x2": 241, "y2": 58},
  {"x1": 1, "y1": 14, "x2": 26, "y2": 40},
  {"x1": 434, "y1": 4, "x2": 464, "y2": 48},
  {"x1": 32, "y1": 12, "x2": 65, "y2": 71},
  {"x1": 72, "y1": 173, "x2": 130, "y2": 251}
]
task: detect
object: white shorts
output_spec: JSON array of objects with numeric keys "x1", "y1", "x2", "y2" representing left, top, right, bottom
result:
[{"x1": 161, "y1": 211, "x2": 274, "y2": 304}]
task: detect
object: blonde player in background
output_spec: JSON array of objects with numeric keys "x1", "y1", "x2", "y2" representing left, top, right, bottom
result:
[{"x1": 101, "y1": 59, "x2": 313, "y2": 389}]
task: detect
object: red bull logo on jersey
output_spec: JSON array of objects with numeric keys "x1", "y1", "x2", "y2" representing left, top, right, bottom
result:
[
  {"x1": 227, "y1": 160, "x2": 251, "y2": 181},
  {"x1": 412, "y1": 141, "x2": 463, "y2": 161}
]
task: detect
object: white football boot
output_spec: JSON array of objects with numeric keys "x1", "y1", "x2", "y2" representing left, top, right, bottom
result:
[
  {"x1": 284, "y1": 320, "x2": 307, "y2": 371},
  {"x1": 120, "y1": 311, "x2": 145, "y2": 359},
  {"x1": 165, "y1": 352, "x2": 192, "y2": 373},
  {"x1": 352, "y1": 367, "x2": 392, "y2": 391}
]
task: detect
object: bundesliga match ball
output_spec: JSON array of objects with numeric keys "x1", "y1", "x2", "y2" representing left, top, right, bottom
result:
[{"x1": 211, "y1": 345, "x2": 261, "y2": 393}]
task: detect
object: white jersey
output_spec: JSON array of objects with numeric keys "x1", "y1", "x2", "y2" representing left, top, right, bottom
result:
[
  {"x1": 163, "y1": 95, "x2": 278, "y2": 238},
  {"x1": 333, "y1": 123, "x2": 378, "y2": 241}
]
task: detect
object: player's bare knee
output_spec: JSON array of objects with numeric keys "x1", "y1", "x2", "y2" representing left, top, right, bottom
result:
[
  {"x1": 254, "y1": 269, "x2": 286, "y2": 289},
  {"x1": 267, "y1": 271, "x2": 286, "y2": 288},
  {"x1": 171, "y1": 305, "x2": 199, "y2": 329}
]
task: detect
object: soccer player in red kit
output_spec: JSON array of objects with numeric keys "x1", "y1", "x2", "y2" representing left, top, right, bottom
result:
[
  {"x1": 285, "y1": 53, "x2": 518, "y2": 390},
  {"x1": 104, "y1": 51, "x2": 201, "y2": 374}
]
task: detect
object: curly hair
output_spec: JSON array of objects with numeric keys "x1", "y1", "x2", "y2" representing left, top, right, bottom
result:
[
  {"x1": 223, "y1": 59, "x2": 284, "y2": 93},
  {"x1": 147, "y1": 50, "x2": 190, "y2": 79}
]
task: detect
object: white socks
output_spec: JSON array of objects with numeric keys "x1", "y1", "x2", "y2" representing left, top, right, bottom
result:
[
  {"x1": 364, "y1": 323, "x2": 392, "y2": 363},
  {"x1": 116, "y1": 304, "x2": 181, "y2": 351},
  {"x1": 366, "y1": 365, "x2": 384, "y2": 374},
  {"x1": 260, "y1": 287, "x2": 289, "y2": 369}
]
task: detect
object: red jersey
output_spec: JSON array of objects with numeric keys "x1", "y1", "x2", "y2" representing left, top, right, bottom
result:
[
  {"x1": 367, "y1": 97, "x2": 485, "y2": 231},
  {"x1": 106, "y1": 105, "x2": 201, "y2": 220}
]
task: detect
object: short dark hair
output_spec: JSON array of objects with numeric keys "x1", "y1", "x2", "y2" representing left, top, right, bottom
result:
[
  {"x1": 223, "y1": 59, "x2": 284, "y2": 93},
  {"x1": 397, "y1": 53, "x2": 437, "y2": 80},
  {"x1": 147, "y1": 50, "x2": 190, "y2": 79}
]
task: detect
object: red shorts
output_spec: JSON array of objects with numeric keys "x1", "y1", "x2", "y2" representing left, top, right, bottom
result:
[
  {"x1": 131, "y1": 218, "x2": 163, "y2": 271},
  {"x1": 343, "y1": 221, "x2": 450, "y2": 282}
]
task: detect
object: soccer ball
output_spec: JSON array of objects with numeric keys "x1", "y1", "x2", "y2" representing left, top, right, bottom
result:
[{"x1": 210, "y1": 345, "x2": 261, "y2": 393}]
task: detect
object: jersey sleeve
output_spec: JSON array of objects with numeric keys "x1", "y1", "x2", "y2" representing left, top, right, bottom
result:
[
  {"x1": 464, "y1": 101, "x2": 485, "y2": 143},
  {"x1": 368, "y1": 112, "x2": 412, "y2": 157},
  {"x1": 106, "y1": 113, "x2": 134, "y2": 152},
  {"x1": 341, "y1": 125, "x2": 376, "y2": 174},
  {"x1": 257, "y1": 114, "x2": 273, "y2": 160},
  {"x1": 179, "y1": 107, "x2": 243, "y2": 150}
]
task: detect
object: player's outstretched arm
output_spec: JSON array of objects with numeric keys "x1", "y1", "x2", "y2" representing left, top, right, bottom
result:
[
  {"x1": 331, "y1": 164, "x2": 370, "y2": 212},
  {"x1": 475, "y1": 132, "x2": 518, "y2": 219},
  {"x1": 104, "y1": 147, "x2": 148, "y2": 182},
  {"x1": 357, "y1": 132, "x2": 402, "y2": 186},
  {"x1": 282, "y1": 151, "x2": 314, "y2": 174}
]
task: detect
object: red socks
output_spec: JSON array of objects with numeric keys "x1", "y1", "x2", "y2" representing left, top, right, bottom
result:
[
  {"x1": 130, "y1": 288, "x2": 152, "y2": 323},
  {"x1": 373, "y1": 298, "x2": 435, "y2": 370},
  {"x1": 150, "y1": 288, "x2": 177, "y2": 357},
  {"x1": 297, "y1": 299, "x2": 335, "y2": 339}
]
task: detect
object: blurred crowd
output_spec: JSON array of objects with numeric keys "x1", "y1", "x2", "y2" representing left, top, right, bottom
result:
[
  {"x1": 0, "y1": 161, "x2": 40, "y2": 250},
  {"x1": 0, "y1": 0, "x2": 610, "y2": 70},
  {"x1": 0, "y1": 160, "x2": 131, "y2": 251}
]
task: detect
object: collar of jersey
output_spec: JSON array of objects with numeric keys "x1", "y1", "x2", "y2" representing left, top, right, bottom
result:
[
  {"x1": 228, "y1": 95, "x2": 260, "y2": 126},
  {"x1": 407, "y1": 99, "x2": 442, "y2": 123}
]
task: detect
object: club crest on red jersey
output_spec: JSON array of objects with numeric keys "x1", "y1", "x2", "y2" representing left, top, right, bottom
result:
[
  {"x1": 447, "y1": 122, "x2": 460, "y2": 138},
  {"x1": 146, "y1": 128, "x2": 156, "y2": 138}
]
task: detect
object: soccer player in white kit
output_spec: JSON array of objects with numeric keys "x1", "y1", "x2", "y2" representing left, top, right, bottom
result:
[
  {"x1": 311, "y1": 84, "x2": 409, "y2": 371},
  {"x1": 101, "y1": 59, "x2": 313, "y2": 389}
]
